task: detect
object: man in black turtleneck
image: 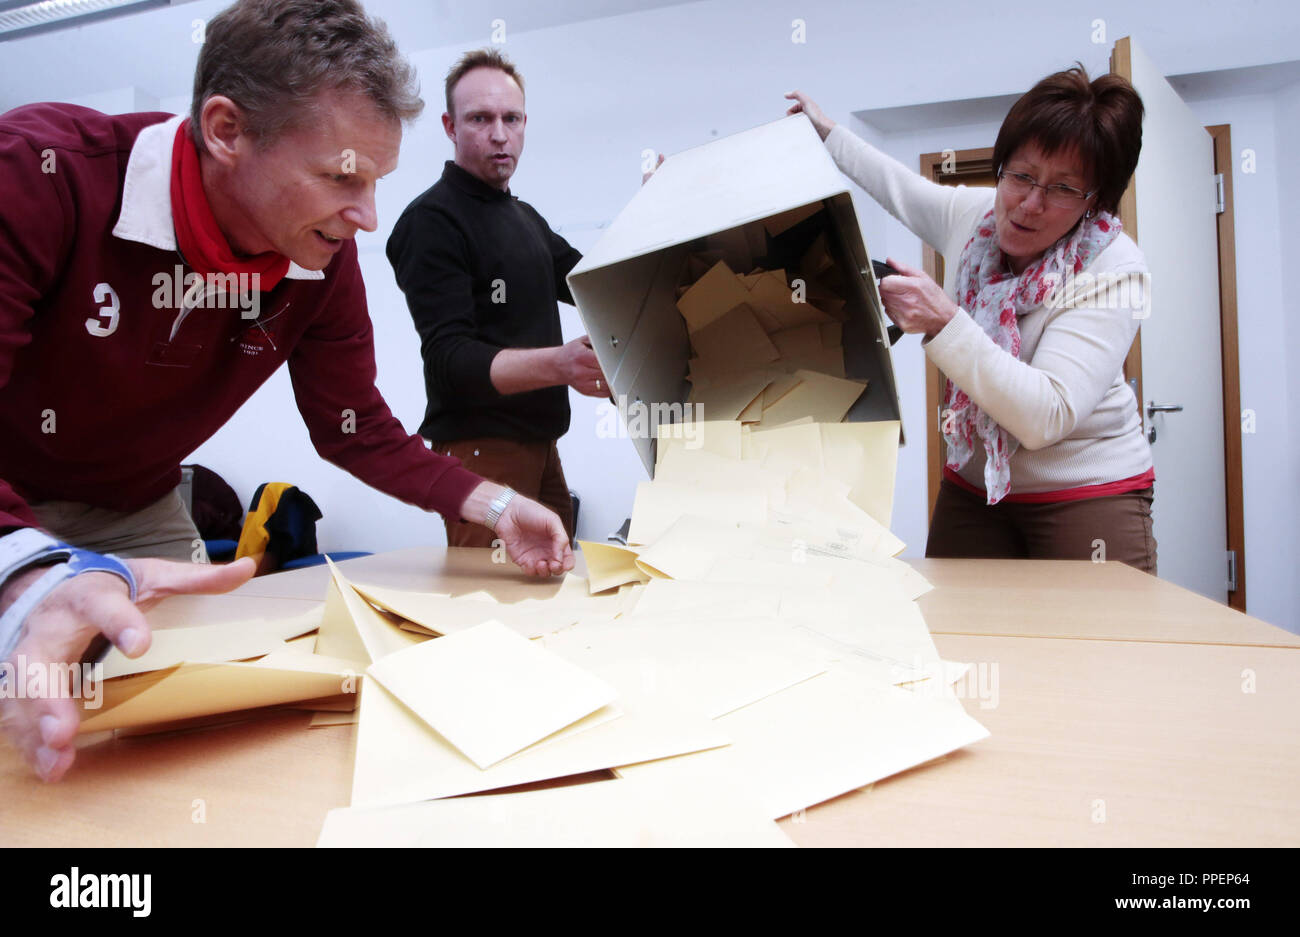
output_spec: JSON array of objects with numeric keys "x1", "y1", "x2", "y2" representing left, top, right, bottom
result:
[{"x1": 387, "y1": 48, "x2": 605, "y2": 548}]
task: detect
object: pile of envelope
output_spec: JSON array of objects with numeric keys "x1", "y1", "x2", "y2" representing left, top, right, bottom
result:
[
  {"x1": 676, "y1": 207, "x2": 868, "y2": 430},
  {"x1": 74, "y1": 427, "x2": 990, "y2": 846},
  {"x1": 309, "y1": 419, "x2": 989, "y2": 847}
]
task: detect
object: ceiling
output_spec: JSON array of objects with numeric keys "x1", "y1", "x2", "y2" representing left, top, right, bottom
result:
[{"x1": 0, "y1": 0, "x2": 705, "y2": 111}]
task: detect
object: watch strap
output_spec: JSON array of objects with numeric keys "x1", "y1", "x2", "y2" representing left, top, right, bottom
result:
[
  {"x1": 483, "y1": 487, "x2": 517, "y2": 533},
  {"x1": 0, "y1": 531, "x2": 137, "y2": 664}
]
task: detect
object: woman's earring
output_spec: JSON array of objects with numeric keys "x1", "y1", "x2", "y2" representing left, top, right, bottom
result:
[{"x1": 1084, "y1": 209, "x2": 1096, "y2": 219}]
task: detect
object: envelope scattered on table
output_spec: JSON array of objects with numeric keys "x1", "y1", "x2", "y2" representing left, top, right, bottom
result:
[
  {"x1": 81, "y1": 659, "x2": 355, "y2": 734},
  {"x1": 314, "y1": 559, "x2": 426, "y2": 667},
  {"x1": 350, "y1": 676, "x2": 728, "y2": 808},
  {"x1": 101, "y1": 608, "x2": 322, "y2": 680},
  {"x1": 319, "y1": 772, "x2": 793, "y2": 848},
  {"x1": 633, "y1": 515, "x2": 759, "y2": 581},
  {"x1": 616, "y1": 666, "x2": 989, "y2": 821},
  {"x1": 365, "y1": 620, "x2": 619, "y2": 769},
  {"x1": 578, "y1": 540, "x2": 649, "y2": 594},
  {"x1": 541, "y1": 612, "x2": 830, "y2": 720}
]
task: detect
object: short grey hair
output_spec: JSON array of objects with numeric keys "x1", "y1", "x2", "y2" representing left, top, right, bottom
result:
[{"x1": 189, "y1": 0, "x2": 423, "y2": 150}]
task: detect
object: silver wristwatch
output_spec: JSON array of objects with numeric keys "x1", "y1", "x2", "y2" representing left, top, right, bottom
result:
[{"x1": 483, "y1": 487, "x2": 517, "y2": 533}]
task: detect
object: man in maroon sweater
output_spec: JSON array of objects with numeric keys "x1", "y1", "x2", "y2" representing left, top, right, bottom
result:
[{"x1": 0, "y1": 0, "x2": 573, "y2": 781}]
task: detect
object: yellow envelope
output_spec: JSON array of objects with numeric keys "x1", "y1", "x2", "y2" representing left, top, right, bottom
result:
[
  {"x1": 655, "y1": 419, "x2": 743, "y2": 465},
  {"x1": 578, "y1": 540, "x2": 649, "y2": 593},
  {"x1": 366, "y1": 621, "x2": 619, "y2": 769},
  {"x1": 617, "y1": 667, "x2": 989, "y2": 821},
  {"x1": 689, "y1": 304, "x2": 779, "y2": 369},
  {"x1": 761, "y1": 202, "x2": 823, "y2": 237},
  {"x1": 747, "y1": 421, "x2": 824, "y2": 474},
  {"x1": 351, "y1": 580, "x2": 604, "y2": 638},
  {"x1": 676, "y1": 259, "x2": 749, "y2": 333},
  {"x1": 318, "y1": 773, "x2": 793, "y2": 848},
  {"x1": 627, "y1": 481, "x2": 767, "y2": 546},
  {"x1": 633, "y1": 515, "x2": 759, "y2": 581},
  {"x1": 541, "y1": 614, "x2": 829, "y2": 720},
  {"x1": 758, "y1": 370, "x2": 867, "y2": 426},
  {"x1": 350, "y1": 678, "x2": 728, "y2": 808},
  {"x1": 687, "y1": 374, "x2": 773, "y2": 423},
  {"x1": 819, "y1": 421, "x2": 901, "y2": 528},
  {"x1": 315, "y1": 559, "x2": 426, "y2": 666},
  {"x1": 746, "y1": 270, "x2": 831, "y2": 332},
  {"x1": 101, "y1": 608, "x2": 322, "y2": 679},
  {"x1": 81, "y1": 660, "x2": 353, "y2": 733}
]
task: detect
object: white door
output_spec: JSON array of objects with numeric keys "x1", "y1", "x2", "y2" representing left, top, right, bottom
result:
[{"x1": 1121, "y1": 38, "x2": 1227, "y2": 602}]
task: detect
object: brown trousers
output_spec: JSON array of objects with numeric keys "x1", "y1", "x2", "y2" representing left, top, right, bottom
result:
[
  {"x1": 428, "y1": 437, "x2": 575, "y2": 548},
  {"x1": 925, "y1": 478, "x2": 1157, "y2": 574}
]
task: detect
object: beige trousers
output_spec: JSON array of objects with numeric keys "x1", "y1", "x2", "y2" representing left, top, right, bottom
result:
[{"x1": 27, "y1": 488, "x2": 207, "y2": 562}]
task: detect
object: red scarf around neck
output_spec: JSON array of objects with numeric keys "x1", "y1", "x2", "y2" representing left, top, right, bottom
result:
[{"x1": 169, "y1": 120, "x2": 290, "y2": 291}]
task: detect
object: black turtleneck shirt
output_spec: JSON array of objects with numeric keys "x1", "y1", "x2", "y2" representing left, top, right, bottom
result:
[{"x1": 386, "y1": 161, "x2": 582, "y2": 442}]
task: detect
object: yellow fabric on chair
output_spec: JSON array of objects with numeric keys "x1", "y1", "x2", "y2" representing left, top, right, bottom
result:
[{"x1": 235, "y1": 482, "x2": 295, "y2": 572}]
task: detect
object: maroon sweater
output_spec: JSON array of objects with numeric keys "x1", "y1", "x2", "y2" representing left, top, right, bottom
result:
[{"x1": 0, "y1": 103, "x2": 482, "y2": 532}]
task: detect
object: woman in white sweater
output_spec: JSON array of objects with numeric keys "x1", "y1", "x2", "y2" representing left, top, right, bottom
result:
[{"x1": 788, "y1": 67, "x2": 1156, "y2": 572}]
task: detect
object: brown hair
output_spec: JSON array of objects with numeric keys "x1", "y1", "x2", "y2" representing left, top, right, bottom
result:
[
  {"x1": 444, "y1": 48, "x2": 525, "y2": 118},
  {"x1": 190, "y1": 0, "x2": 423, "y2": 150},
  {"x1": 992, "y1": 64, "x2": 1144, "y2": 215}
]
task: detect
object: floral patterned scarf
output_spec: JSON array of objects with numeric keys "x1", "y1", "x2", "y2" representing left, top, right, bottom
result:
[{"x1": 942, "y1": 207, "x2": 1121, "y2": 503}]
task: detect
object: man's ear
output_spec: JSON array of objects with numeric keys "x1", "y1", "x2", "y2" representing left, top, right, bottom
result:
[
  {"x1": 441, "y1": 111, "x2": 456, "y2": 144},
  {"x1": 200, "y1": 95, "x2": 247, "y2": 167}
]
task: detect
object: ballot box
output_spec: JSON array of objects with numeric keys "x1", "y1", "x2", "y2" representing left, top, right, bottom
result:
[{"x1": 568, "y1": 114, "x2": 903, "y2": 474}]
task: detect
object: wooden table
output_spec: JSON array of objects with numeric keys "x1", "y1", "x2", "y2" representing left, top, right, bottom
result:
[{"x1": 2, "y1": 552, "x2": 1297, "y2": 847}]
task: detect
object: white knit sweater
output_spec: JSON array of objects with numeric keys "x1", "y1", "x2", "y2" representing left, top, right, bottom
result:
[{"x1": 825, "y1": 124, "x2": 1153, "y2": 495}]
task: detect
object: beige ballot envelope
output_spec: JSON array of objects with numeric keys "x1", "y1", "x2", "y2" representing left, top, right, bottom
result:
[{"x1": 567, "y1": 114, "x2": 903, "y2": 473}]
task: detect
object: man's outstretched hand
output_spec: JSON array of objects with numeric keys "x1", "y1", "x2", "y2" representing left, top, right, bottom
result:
[
  {"x1": 0, "y1": 555, "x2": 256, "y2": 782},
  {"x1": 461, "y1": 481, "x2": 574, "y2": 577},
  {"x1": 493, "y1": 495, "x2": 575, "y2": 577}
]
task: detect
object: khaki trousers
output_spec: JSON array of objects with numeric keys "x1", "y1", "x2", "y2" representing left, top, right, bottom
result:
[
  {"x1": 28, "y1": 488, "x2": 206, "y2": 562},
  {"x1": 427, "y1": 438, "x2": 575, "y2": 548}
]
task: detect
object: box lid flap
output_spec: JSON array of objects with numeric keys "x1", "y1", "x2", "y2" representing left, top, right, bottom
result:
[{"x1": 571, "y1": 115, "x2": 849, "y2": 275}]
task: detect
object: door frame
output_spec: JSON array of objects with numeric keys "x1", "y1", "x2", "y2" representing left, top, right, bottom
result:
[
  {"x1": 918, "y1": 111, "x2": 1246, "y2": 609},
  {"x1": 1111, "y1": 35, "x2": 1247, "y2": 609},
  {"x1": 918, "y1": 148, "x2": 994, "y2": 522}
]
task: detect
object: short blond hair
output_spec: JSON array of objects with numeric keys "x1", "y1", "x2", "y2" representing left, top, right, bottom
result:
[{"x1": 444, "y1": 48, "x2": 525, "y2": 118}]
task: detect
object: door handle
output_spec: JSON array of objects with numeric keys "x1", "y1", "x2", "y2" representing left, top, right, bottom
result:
[{"x1": 1146, "y1": 402, "x2": 1184, "y2": 443}]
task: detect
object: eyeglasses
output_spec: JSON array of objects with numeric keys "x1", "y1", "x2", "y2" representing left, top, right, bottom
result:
[{"x1": 997, "y1": 170, "x2": 1095, "y2": 209}]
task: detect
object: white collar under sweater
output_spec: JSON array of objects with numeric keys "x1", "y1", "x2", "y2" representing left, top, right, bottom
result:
[{"x1": 111, "y1": 114, "x2": 324, "y2": 281}]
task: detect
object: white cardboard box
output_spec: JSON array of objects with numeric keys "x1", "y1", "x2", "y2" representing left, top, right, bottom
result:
[{"x1": 568, "y1": 115, "x2": 903, "y2": 473}]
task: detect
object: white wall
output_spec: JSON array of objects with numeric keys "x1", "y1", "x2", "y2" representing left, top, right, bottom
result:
[
  {"x1": 4, "y1": 0, "x2": 1298, "y2": 626},
  {"x1": 1268, "y1": 80, "x2": 1300, "y2": 629}
]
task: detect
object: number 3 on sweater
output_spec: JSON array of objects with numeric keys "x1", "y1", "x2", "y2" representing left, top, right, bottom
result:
[{"x1": 86, "y1": 282, "x2": 120, "y2": 337}]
